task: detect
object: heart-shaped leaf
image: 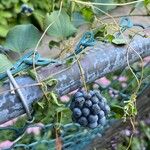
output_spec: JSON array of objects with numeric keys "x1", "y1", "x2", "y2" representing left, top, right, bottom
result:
[
  {"x1": 4, "y1": 24, "x2": 41, "y2": 54},
  {"x1": 0, "y1": 54, "x2": 12, "y2": 73},
  {"x1": 44, "y1": 10, "x2": 77, "y2": 39}
]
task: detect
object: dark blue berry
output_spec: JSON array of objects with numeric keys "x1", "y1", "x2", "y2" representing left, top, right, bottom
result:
[
  {"x1": 98, "y1": 110, "x2": 105, "y2": 119},
  {"x1": 98, "y1": 101, "x2": 105, "y2": 109},
  {"x1": 84, "y1": 100, "x2": 92, "y2": 108},
  {"x1": 21, "y1": 4, "x2": 28, "y2": 10},
  {"x1": 75, "y1": 97, "x2": 85, "y2": 108},
  {"x1": 102, "y1": 97, "x2": 107, "y2": 103},
  {"x1": 74, "y1": 92, "x2": 83, "y2": 98},
  {"x1": 91, "y1": 96, "x2": 99, "y2": 104},
  {"x1": 88, "y1": 115, "x2": 98, "y2": 123},
  {"x1": 94, "y1": 91, "x2": 103, "y2": 101},
  {"x1": 81, "y1": 90, "x2": 89, "y2": 99},
  {"x1": 28, "y1": 7, "x2": 33, "y2": 13},
  {"x1": 73, "y1": 108, "x2": 82, "y2": 118},
  {"x1": 78, "y1": 117, "x2": 88, "y2": 126},
  {"x1": 89, "y1": 90, "x2": 95, "y2": 96},
  {"x1": 71, "y1": 89, "x2": 110, "y2": 129},
  {"x1": 103, "y1": 105, "x2": 110, "y2": 114},
  {"x1": 88, "y1": 122, "x2": 98, "y2": 128},
  {"x1": 86, "y1": 93, "x2": 92, "y2": 99},
  {"x1": 98, "y1": 116, "x2": 106, "y2": 125},
  {"x1": 82, "y1": 108, "x2": 90, "y2": 117},
  {"x1": 21, "y1": 4, "x2": 33, "y2": 14},
  {"x1": 94, "y1": 90, "x2": 100, "y2": 96},
  {"x1": 91, "y1": 104, "x2": 101, "y2": 115}
]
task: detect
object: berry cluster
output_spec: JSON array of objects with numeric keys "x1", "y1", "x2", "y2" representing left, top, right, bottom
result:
[
  {"x1": 21, "y1": 4, "x2": 33, "y2": 14},
  {"x1": 70, "y1": 90, "x2": 110, "y2": 128}
]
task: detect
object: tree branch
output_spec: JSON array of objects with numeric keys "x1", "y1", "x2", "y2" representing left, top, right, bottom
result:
[{"x1": 0, "y1": 37, "x2": 150, "y2": 124}]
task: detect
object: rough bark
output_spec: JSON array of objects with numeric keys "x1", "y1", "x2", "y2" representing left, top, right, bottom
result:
[{"x1": 0, "y1": 37, "x2": 149, "y2": 124}]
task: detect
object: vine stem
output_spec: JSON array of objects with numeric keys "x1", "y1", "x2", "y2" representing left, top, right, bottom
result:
[
  {"x1": 31, "y1": 1, "x2": 63, "y2": 106},
  {"x1": 71, "y1": 0, "x2": 144, "y2": 6},
  {"x1": 32, "y1": 0, "x2": 63, "y2": 84},
  {"x1": 73, "y1": 1, "x2": 144, "y2": 149},
  {"x1": 73, "y1": 52, "x2": 88, "y2": 92},
  {"x1": 34, "y1": 1, "x2": 63, "y2": 52},
  {"x1": 101, "y1": 14, "x2": 149, "y2": 21},
  {"x1": 91, "y1": 2, "x2": 144, "y2": 99},
  {"x1": 92, "y1": 5, "x2": 143, "y2": 150}
]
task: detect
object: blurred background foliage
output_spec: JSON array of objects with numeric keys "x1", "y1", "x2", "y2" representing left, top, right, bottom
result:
[{"x1": 0, "y1": 0, "x2": 148, "y2": 43}]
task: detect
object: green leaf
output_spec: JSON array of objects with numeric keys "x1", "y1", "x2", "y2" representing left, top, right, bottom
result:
[
  {"x1": 59, "y1": 108, "x2": 72, "y2": 124},
  {"x1": 81, "y1": 7, "x2": 94, "y2": 22},
  {"x1": 0, "y1": 11, "x2": 12, "y2": 18},
  {"x1": 0, "y1": 25, "x2": 9, "y2": 37},
  {"x1": 33, "y1": 10, "x2": 45, "y2": 29},
  {"x1": 65, "y1": 57, "x2": 74, "y2": 66},
  {"x1": 56, "y1": 107, "x2": 69, "y2": 113},
  {"x1": 105, "y1": 34, "x2": 115, "y2": 42},
  {"x1": 4, "y1": 24, "x2": 41, "y2": 53},
  {"x1": 111, "y1": 104, "x2": 124, "y2": 118},
  {"x1": 0, "y1": 54, "x2": 13, "y2": 73},
  {"x1": 94, "y1": 25, "x2": 107, "y2": 40},
  {"x1": 44, "y1": 10, "x2": 77, "y2": 39},
  {"x1": 112, "y1": 38, "x2": 126, "y2": 45},
  {"x1": 71, "y1": 12, "x2": 88, "y2": 27},
  {"x1": 144, "y1": 0, "x2": 150, "y2": 6}
]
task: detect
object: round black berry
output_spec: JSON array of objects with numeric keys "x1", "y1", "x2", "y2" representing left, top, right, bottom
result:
[
  {"x1": 91, "y1": 104, "x2": 101, "y2": 115},
  {"x1": 78, "y1": 117, "x2": 88, "y2": 126},
  {"x1": 70, "y1": 89, "x2": 110, "y2": 129},
  {"x1": 82, "y1": 107, "x2": 90, "y2": 117},
  {"x1": 84, "y1": 100, "x2": 92, "y2": 108},
  {"x1": 28, "y1": 7, "x2": 33, "y2": 13},
  {"x1": 98, "y1": 101, "x2": 105, "y2": 109},
  {"x1": 74, "y1": 92, "x2": 83, "y2": 98},
  {"x1": 21, "y1": 4, "x2": 33, "y2": 14},
  {"x1": 91, "y1": 96, "x2": 99, "y2": 104},
  {"x1": 88, "y1": 115, "x2": 98, "y2": 123},
  {"x1": 73, "y1": 108, "x2": 82, "y2": 118},
  {"x1": 89, "y1": 90, "x2": 95, "y2": 96},
  {"x1": 94, "y1": 90, "x2": 103, "y2": 101},
  {"x1": 86, "y1": 93, "x2": 92, "y2": 99},
  {"x1": 102, "y1": 97, "x2": 107, "y2": 103},
  {"x1": 98, "y1": 110, "x2": 105, "y2": 119},
  {"x1": 98, "y1": 116, "x2": 106, "y2": 126},
  {"x1": 81, "y1": 90, "x2": 88, "y2": 98},
  {"x1": 89, "y1": 122, "x2": 98, "y2": 128},
  {"x1": 103, "y1": 104, "x2": 110, "y2": 114},
  {"x1": 74, "y1": 97, "x2": 85, "y2": 108}
]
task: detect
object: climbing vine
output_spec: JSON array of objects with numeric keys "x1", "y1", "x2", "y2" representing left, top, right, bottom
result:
[{"x1": 0, "y1": 0, "x2": 149, "y2": 150}]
